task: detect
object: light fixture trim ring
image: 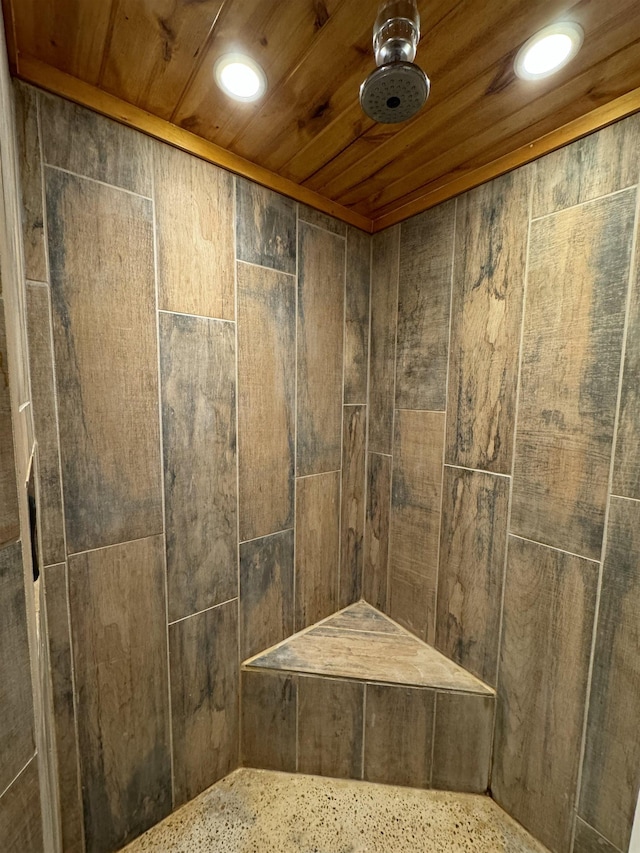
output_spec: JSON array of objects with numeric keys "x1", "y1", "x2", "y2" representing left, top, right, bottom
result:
[
  {"x1": 214, "y1": 52, "x2": 268, "y2": 102},
  {"x1": 514, "y1": 21, "x2": 584, "y2": 81}
]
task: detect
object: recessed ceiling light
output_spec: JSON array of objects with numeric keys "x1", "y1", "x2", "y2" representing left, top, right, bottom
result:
[
  {"x1": 214, "y1": 53, "x2": 267, "y2": 102},
  {"x1": 514, "y1": 22, "x2": 584, "y2": 81}
]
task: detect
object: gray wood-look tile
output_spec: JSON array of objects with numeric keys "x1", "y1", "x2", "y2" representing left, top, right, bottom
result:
[
  {"x1": 614, "y1": 243, "x2": 640, "y2": 499},
  {"x1": 43, "y1": 563, "x2": 83, "y2": 853},
  {"x1": 0, "y1": 541, "x2": 35, "y2": 793},
  {"x1": 240, "y1": 529, "x2": 294, "y2": 660},
  {"x1": 369, "y1": 226, "x2": 399, "y2": 454},
  {"x1": 236, "y1": 178, "x2": 296, "y2": 274},
  {"x1": 39, "y1": 91, "x2": 152, "y2": 195},
  {"x1": 241, "y1": 670, "x2": 297, "y2": 772},
  {"x1": 492, "y1": 536, "x2": 598, "y2": 853},
  {"x1": 579, "y1": 496, "x2": 640, "y2": 852},
  {"x1": 0, "y1": 306, "x2": 19, "y2": 547},
  {"x1": 297, "y1": 676, "x2": 364, "y2": 780},
  {"x1": 446, "y1": 167, "x2": 530, "y2": 474},
  {"x1": 296, "y1": 222, "x2": 344, "y2": 476},
  {"x1": 69, "y1": 536, "x2": 171, "y2": 853},
  {"x1": 533, "y1": 113, "x2": 640, "y2": 219},
  {"x1": 237, "y1": 261, "x2": 295, "y2": 542},
  {"x1": 364, "y1": 684, "x2": 434, "y2": 788},
  {"x1": 295, "y1": 471, "x2": 340, "y2": 630},
  {"x1": 14, "y1": 81, "x2": 47, "y2": 282},
  {"x1": 389, "y1": 410, "x2": 444, "y2": 643},
  {"x1": 0, "y1": 757, "x2": 44, "y2": 853},
  {"x1": 363, "y1": 452, "x2": 390, "y2": 611},
  {"x1": 573, "y1": 818, "x2": 621, "y2": 853},
  {"x1": 435, "y1": 467, "x2": 509, "y2": 686},
  {"x1": 160, "y1": 312, "x2": 237, "y2": 622},
  {"x1": 170, "y1": 600, "x2": 239, "y2": 808},
  {"x1": 432, "y1": 691, "x2": 494, "y2": 793},
  {"x1": 340, "y1": 405, "x2": 366, "y2": 607},
  {"x1": 46, "y1": 168, "x2": 162, "y2": 555},
  {"x1": 396, "y1": 200, "x2": 455, "y2": 411},
  {"x1": 26, "y1": 285, "x2": 65, "y2": 565},
  {"x1": 511, "y1": 191, "x2": 635, "y2": 560},
  {"x1": 154, "y1": 142, "x2": 235, "y2": 320},
  {"x1": 344, "y1": 226, "x2": 370, "y2": 404},
  {"x1": 297, "y1": 203, "x2": 346, "y2": 236}
]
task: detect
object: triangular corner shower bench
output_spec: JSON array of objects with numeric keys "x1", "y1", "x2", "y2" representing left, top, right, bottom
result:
[{"x1": 240, "y1": 601, "x2": 495, "y2": 793}]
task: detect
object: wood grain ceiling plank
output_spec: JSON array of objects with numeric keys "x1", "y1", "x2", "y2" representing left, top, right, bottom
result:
[
  {"x1": 339, "y1": 9, "x2": 640, "y2": 212},
  {"x1": 99, "y1": 0, "x2": 226, "y2": 120},
  {"x1": 172, "y1": 0, "x2": 343, "y2": 148},
  {"x1": 12, "y1": 0, "x2": 115, "y2": 84},
  {"x1": 363, "y1": 35, "x2": 640, "y2": 219}
]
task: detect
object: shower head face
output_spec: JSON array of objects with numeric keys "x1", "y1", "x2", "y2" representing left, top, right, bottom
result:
[{"x1": 359, "y1": 61, "x2": 430, "y2": 123}]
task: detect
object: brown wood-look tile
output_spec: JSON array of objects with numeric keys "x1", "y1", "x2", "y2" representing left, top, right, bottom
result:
[
  {"x1": 26, "y1": 285, "x2": 65, "y2": 565},
  {"x1": 446, "y1": 167, "x2": 530, "y2": 474},
  {"x1": 13, "y1": 81, "x2": 47, "y2": 282},
  {"x1": 511, "y1": 191, "x2": 635, "y2": 560},
  {"x1": 0, "y1": 306, "x2": 19, "y2": 547},
  {"x1": 364, "y1": 684, "x2": 434, "y2": 788},
  {"x1": 154, "y1": 143, "x2": 235, "y2": 320},
  {"x1": 296, "y1": 222, "x2": 344, "y2": 476},
  {"x1": 46, "y1": 168, "x2": 163, "y2": 554},
  {"x1": 579, "y1": 496, "x2": 640, "y2": 851},
  {"x1": 241, "y1": 670, "x2": 296, "y2": 772},
  {"x1": 43, "y1": 563, "x2": 83, "y2": 853},
  {"x1": 39, "y1": 91, "x2": 152, "y2": 195},
  {"x1": 69, "y1": 536, "x2": 171, "y2": 853},
  {"x1": 340, "y1": 405, "x2": 366, "y2": 607},
  {"x1": 573, "y1": 818, "x2": 621, "y2": 853},
  {"x1": 344, "y1": 226, "x2": 370, "y2": 404},
  {"x1": 240, "y1": 529, "x2": 294, "y2": 660},
  {"x1": 396, "y1": 200, "x2": 455, "y2": 411},
  {"x1": 170, "y1": 600, "x2": 239, "y2": 808},
  {"x1": 237, "y1": 261, "x2": 295, "y2": 542},
  {"x1": 435, "y1": 467, "x2": 509, "y2": 686},
  {"x1": 369, "y1": 226, "x2": 399, "y2": 454},
  {"x1": 363, "y1": 452, "x2": 390, "y2": 611},
  {"x1": 323, "y1": 601, "x2": 403, "y2": 634},
  {"x1": 533, "y1": 114, "x2": 640, "y2": 218},
  {"x1": 0, "y1": 541, "x2": 35, "y2": 793},
  {"x1": 295, "y1": 471, "x2": 340, "y2": 630},
  {"x1": 236, "y1": 178, "x2": 296, "y2": 274},
  {"x1": 432, "y1": 691, "x2": 494, "y2": 793},
  {"x1": 160, "y1": 312, "x2": 237, "y2": 622},
  {"x1": 297, "y1": 203, "x2": 346, "y2": 236},
  {"x1": 614, "y1": 246, "x2": 640, "y2": 499},
  {"x1": 492, "y1": 536, "x2": 598, "y2": 853},
  {"x1": 0, "y1": 758, "x2": 44, "y2": 853},
  {"x1": 297, "y1": 676, "x2": 363, "y2": 780},
  {"x1": 389, "y1": 410, "x2": 444, "y2": 643}
]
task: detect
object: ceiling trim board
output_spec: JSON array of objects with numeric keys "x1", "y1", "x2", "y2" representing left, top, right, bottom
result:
[
  {"x1": 371, "y1": 84, "x2": 640, "y2": 231},
  {"x1": 14, "y1": 53, "x2": 374, "y2": 233}
]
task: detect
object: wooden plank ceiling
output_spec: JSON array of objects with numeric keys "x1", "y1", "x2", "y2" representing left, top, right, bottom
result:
[{"x1": 3, "y1": 0, "x2": 640, "y2": 231}]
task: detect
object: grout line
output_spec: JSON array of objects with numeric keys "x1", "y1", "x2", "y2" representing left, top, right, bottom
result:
[
  {"x1": 293, "y1": 204, "x2": 299, "y2": 631},
  {"x1": 429, "y1": 691, "x2": 438, "y2": 787},
  {"x1": 343, "y1": 401, "x2": 367, "y2": 407},
  {"x1": 570, "y1": 181, "x2": 640, "y2": 853},
  {"x1": 362, "y1": 232, "x2": 373, "y2": 603},
  {"x1": 574, "y1": 817, "x2": 625, "y2": 853},
  {"x1": 0, "y1": 752, "x2": 37, "y2": 801},
  {"x1": 233, "y1": 175, "x2": 243, "y2": 766},
  {"x1": 395, "y1": 407, "x2": 446, "y2": 414},
  {"x1": 610, "y1": 493, "x2": 640, "y2": 503},
  {"x1": 66, "y1": 532, "x2": 164, "y2": 560},
  {"x1": 337, "y1": 228, "x2": 347, "y2": 608},
  {"x1": 150, "y1": 152, "x2": 175, "y2": 806},
  {"x1": 295, "y1": 468, "x2": 341, "y2": 480},
  {"x1": 294, "y1": 675, "x2": 300, "y2": 773},
  {"x1": 236, "y1": 257, "x2": 296, "y2": 278},
  {"x1": 158, "y1": 308, "x2": 234, "y2": 324},
  {"x1": 531, "y1": 184, "x2": 638, "y2": 223},
  {"x1": 42, "y1": 162, "x2": 153, "y2": 201},
  {"x1": 444, "y1": 462, "x2": 511, "y2": 479},
  {"x1": 508, "y1": 533, "x2": 601, "y2": 565},
  {"x1": 238, "y1": 528, "x2": 294, "y2": 547},
  {"x1": 168, "y1": 597, "x2": 239, "y2": 627},
  {"x1": 492, "y1": 173, "x2": 534, "y2": 763},
  {"x1": 433, "y1": 198, "x2": 457, "y2": 648},
  {"x1": 385, "y1": 226, "x2": 401, "y2": 611},
  {"x1": 25, "y1": 278, "x2": 48, "y2": 288},
  {"x1": 361, "y1": 683, "x2": 367, "y2": 780},
  {"x1": 298, "y1": 216, "x2": 347, "y2": 241}
]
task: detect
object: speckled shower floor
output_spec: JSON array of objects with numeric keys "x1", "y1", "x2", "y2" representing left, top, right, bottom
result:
[{"x1": 120, "y1": 768, "x2": 549, "y2": 853}]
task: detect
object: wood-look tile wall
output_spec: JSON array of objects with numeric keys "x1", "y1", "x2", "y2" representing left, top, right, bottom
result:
[
  {"x1": 362, "y1": 111, "x2": 640, "y2": 853},
  {"x1": 15, "y1": 82, "x2": 371, "y2": 852}
]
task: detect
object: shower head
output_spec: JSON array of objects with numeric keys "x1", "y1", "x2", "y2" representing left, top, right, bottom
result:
[{"x1": 359, "y1": 0, "x2": 430, "y2": 124}]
